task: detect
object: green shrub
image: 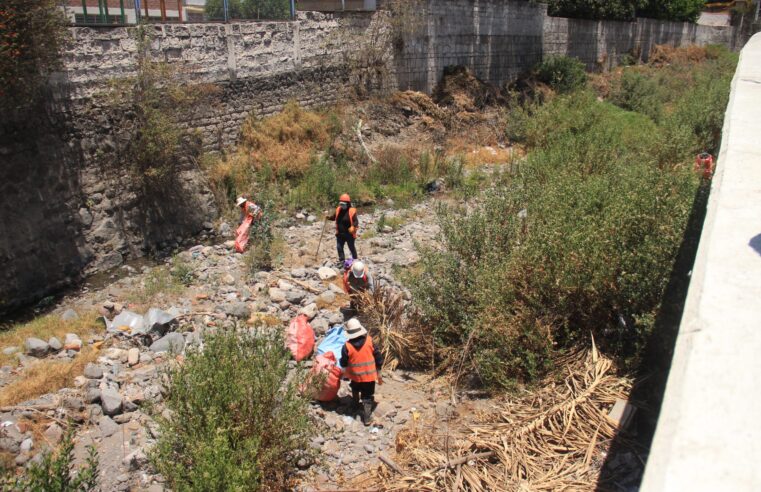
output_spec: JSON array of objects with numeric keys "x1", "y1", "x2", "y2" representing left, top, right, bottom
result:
[
  {"x1": 536, "y1": 56, "x2": 587, "y2": 94},
  {"x1": 610, "y1": 69, "x2": 663, "y2": 122},
  {"x1": 2, "y1": 427, "x2": 99, "y2": 491},
  {"x1": 151, "y1": 329, "x2": 313, "y2": 491},
  {"x1": 410, "y1": 90, "x2": 709, "y2": 389}
]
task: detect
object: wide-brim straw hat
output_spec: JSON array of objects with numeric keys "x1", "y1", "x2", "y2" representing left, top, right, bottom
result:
[
  {"x1": 235, "y1": 197, "x2": 247, "y2": 207},
  {"x1": 345, "y1": 318, "x2": 367, "y2": 340}
]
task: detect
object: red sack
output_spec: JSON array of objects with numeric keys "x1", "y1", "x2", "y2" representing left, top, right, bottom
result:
[
  {"x1": 311, "y1": 352, "x2": 342, "y2": 402},
  {"x1": 234, "y1": 215, "x2": 254, "y2": 253},
  {"x1": 285, "y1": 314, "x2": 315, "y2": 362}
]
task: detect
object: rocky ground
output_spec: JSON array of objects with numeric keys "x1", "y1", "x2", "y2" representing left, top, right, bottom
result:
[{"x1": 0, "y1": 195, "x2": 475, "y2": 491}]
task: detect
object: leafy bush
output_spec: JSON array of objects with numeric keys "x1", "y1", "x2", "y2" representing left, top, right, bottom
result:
[
  {"x1": 151, "y1": 329, "x2": 313, "y2": 491},
  {"x1": 638, "y1": 0, "x2": 704, "y2": 22},
  {"x1": 547, "y1": 0, "x2": 641, "y2": 21},
  {"x1": 2, "y1": 427, "x2": 99, "y2": 491},
  {"x1": 610, "y1": 69, "x2": 663, "y2": 122},
  {"x1": 411, "y1": 86, "x2": 721, "y2": 388},
  {"x1": 548, "y1": 0, "x2": 704, "y2": 22},
  {"x1": 536, "y1": 56, "x2": 587, "y2": 94}
]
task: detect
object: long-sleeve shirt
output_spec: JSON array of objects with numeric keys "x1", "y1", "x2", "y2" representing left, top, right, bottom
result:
[{"x1": 340, "y1": 335, "x2": 384, "y2": 371}]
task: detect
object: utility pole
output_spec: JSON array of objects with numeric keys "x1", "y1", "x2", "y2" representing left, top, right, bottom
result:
[{"x1": 755, "y1": 0, "x2": 760, "y2": 22}]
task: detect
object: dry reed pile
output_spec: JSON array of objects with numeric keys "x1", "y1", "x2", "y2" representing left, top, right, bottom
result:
[
  {"x1": 377, "y1": 346, "x2": 633, "y2": 491},
  {"x1": 358, "y1": 286, "x2": 432, "y2": 371}
]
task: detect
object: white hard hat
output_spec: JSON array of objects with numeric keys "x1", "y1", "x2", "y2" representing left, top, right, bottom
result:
[
  {"x1": 351, "y1": 260, "x2": 366, "y2": 278},
  {"x1": 346, "y1": 318, "x2": 367, "y2": 340},
  {"x1": 235, "y1": 197, "x2": 247, "y2": 207}
]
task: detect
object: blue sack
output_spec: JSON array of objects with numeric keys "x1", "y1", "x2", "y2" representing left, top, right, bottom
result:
[{"x1": 317, "y1": 325, "x2": 347, "y2": 368}]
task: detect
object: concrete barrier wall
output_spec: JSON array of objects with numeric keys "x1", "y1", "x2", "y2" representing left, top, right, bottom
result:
[
  {"x1": 641, "y1": 32, "x2": 761, "y2": 491},
  {"x1": 396, "y1": 0, "x2": 736, "y2": 93}
]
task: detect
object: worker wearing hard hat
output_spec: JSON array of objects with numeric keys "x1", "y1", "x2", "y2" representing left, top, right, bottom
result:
[
  {"x1": 325, "y1": 193, "x2": 359, "y2": 267},
  {"x1": 236, "y1": 196, "x2": 263, "y2": 221},
  {"x1": 343, "y1": 260, "x2": 375, "y2": 312}
]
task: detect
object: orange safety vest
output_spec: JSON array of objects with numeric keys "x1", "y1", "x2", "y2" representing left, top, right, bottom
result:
[
  {"x1": 335, "y1": 206, "x2": 358, "y2": 238},
  {"x1": 344, "y1": 337, "x2": 378, "y2": 383},
  {"x1": 343, "y1": 267, "x2": 369, "y2": 295}
]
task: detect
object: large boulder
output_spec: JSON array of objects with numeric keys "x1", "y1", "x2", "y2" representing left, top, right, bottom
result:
[
  {"x1": 83, "y1": 363, "x2": 104, "y2": 380},
  {"x1": 150, "y1": 332, "x2": 185, "y2": 354},
  {"x1": 24, "y1": 338, "x2": 49, "y2": 357},
  {"x1": 100, "y1": 388, "x2": 123, "y2": 416}
]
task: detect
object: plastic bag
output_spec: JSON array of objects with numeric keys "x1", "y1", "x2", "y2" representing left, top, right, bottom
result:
[
  {"x1": 316, "y1": 325, "x2": 347, "y2": 369},
  {"x1": 310, "y1": 352, "x2": 342, "y2": 402},
  {"x1": 285, "y1": 314, "x2": 315, "y2": 362},
  {"x1": 235, "y1": 215, "x2": 254, "y2": 253}
]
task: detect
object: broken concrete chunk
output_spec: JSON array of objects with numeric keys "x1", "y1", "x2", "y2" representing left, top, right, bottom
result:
[{"x1": 607, "y1": 398, "x2": 636, "y2": 428}]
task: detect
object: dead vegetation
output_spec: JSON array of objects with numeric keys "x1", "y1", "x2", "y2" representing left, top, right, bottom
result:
[
  {"x1": 373, "y1": 347, "x2": 636, "y2": 491},
  {"x1": 358, "y1": 286, "x2": 432, "y2": 371},
  {"x1": 0, "y1": 313, "x2": 100, "y2": 366},
  {"x1": 0, "y1": 346, "x2": 100, "y2": 407}
]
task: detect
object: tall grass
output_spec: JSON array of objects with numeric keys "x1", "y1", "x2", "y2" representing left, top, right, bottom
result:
[
  {"x1": 410, "y1": 48, "x2": 736, "y2": 389},
  {"x1": 206, "y1": 102, "x2": 467, "y2": 214}
]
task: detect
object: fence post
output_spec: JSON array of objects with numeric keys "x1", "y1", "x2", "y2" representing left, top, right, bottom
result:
[
  {"x1": 223, "y1": 0, "x2": 229, "y2": 22},
  {"x1": 290, "y1": 0, "x2": 296, "y2": 19},
  {"x1": 177, "y1": 0, "x2": 183, "y2": 23},
  {"x1": 81, "y1": 0, "x2": 88, "y2": 23},
  {"x1": 119, "y1": 0, "x2": 125, "y2": 23},
  {"x1": 135, "y1": 0, "x2": 141, "y2": 22}
]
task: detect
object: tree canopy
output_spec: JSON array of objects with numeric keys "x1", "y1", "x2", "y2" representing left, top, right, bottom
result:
[{"x1": 547, "y1": 0, "x2": 706, "y2": 23}]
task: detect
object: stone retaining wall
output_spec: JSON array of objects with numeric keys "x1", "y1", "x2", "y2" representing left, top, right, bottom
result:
[{"x1": 0, "y1": 3, "x2": 738, "y2": 312}]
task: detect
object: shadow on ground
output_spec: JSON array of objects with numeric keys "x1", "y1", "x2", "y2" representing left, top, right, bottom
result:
[{"x1": 596, "y1": 182, "x2": 710, "y2": 491}]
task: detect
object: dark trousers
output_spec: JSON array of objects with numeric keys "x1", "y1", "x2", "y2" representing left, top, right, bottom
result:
[
  {"x1": 336, "y1": 233, "x2": 358, "y2": 262},
  {"x1": 350, "y1": 380, "x2": 375, "y2": 402}
]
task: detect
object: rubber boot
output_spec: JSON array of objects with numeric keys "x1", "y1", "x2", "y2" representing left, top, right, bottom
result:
[{"x1": 362, "y1": 398, "x2": 374, "y2": 426}]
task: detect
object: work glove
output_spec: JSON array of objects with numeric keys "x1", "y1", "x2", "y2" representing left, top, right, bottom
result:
[
  {"x1": 377, "y1": 374, "x2": 384, "y2": 385},
  {"x1": 349, "y1": 226, "x2": 357, "y2": 235}
]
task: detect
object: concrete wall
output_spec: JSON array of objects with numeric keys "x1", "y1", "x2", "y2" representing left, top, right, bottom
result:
[
  {"x1": 641, "y1": 33, "x2": 761, "y2": 492},
  {"x1": 397, "y1": 0, "x2": 736, "y2": 93},
  {"x1": 0, "y1": 2, "x2": 738, "y2": 311}
]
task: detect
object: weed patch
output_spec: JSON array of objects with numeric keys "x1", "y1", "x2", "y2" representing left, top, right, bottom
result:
[
  {"x1": 0, "y1": 313, "x2": 100, "y2": 367},
  {"x1": 151, "y1": 329, "x2": 313, "y2": 491},
  {"x1": 0, "y1": 347, "x2": 100, "y2": 406}
]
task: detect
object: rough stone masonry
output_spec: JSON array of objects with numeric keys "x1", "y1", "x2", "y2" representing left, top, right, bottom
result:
[{"x1": 0, "y1": 2, "x2": 736, "y2": 312}]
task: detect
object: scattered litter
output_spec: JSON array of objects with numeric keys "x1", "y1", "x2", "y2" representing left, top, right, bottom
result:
[
  {"x1": 103, "y1": 308, "x2": 178, "y2": 337},
  {"x1": 316, "y1": 325, "x2": 347, "y2": 369}
]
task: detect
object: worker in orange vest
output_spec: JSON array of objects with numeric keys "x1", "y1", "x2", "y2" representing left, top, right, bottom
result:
[
  {"x1": 325, "y1": 193, "x2": 359, "y2": 268},
  {"x1": 340, "y1": 318, "x2": 384, "y2": 425},
  {"x1": 343, "y1": 260, "x2": 375, "y2": 312}
]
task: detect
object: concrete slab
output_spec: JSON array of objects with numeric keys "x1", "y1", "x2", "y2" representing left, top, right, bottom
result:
[{"x1": 641, "y1": 33, "x2": 761, "y2": 492}]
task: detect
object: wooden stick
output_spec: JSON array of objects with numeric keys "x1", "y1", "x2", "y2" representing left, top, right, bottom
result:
[{"x1": 379, "y1": 453, "x2": 403, "y2": 475}]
